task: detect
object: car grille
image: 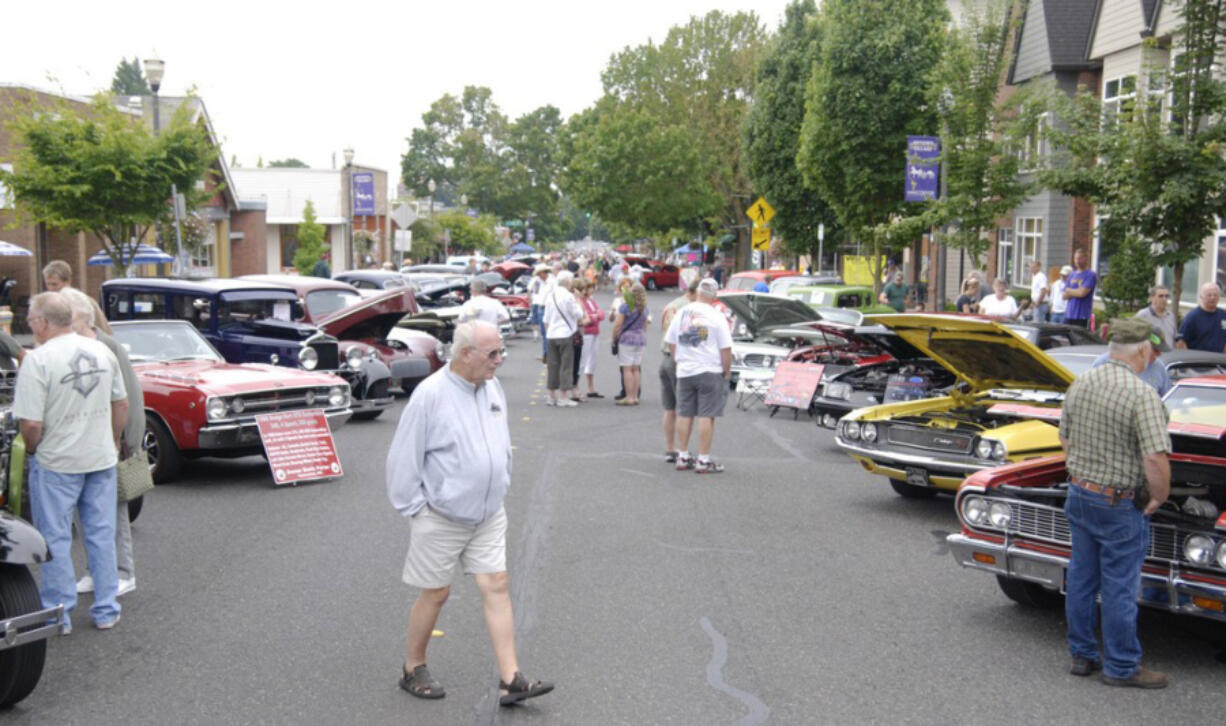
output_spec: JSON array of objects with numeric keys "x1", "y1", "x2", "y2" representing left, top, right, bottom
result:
[
  {"x1": 228, "y1": 386, "x2": 342, "y2": 422},
  {"x1": 995, "y1": 498, "x2": 1186, "y2": 566},
  {"x1": 308, "y1": 340, "x2": 339, "y2": 370},
  {"x1": 742, "y1": 354, "x2": 775, "y2": 368},
  {"x1": 885, "y1": 425, "x2": 973, "y2": 454}
]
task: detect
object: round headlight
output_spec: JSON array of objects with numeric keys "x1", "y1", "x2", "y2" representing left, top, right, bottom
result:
[
  {"x1": 993, "y1": 442, "x2": 1007, "y2": 460},
  {"x1": 206, "y1": 398, "x2": 228, "y2": 421},
  {"x1": 976, "y1": 439, "x2": 994, "y2": 458},
  {"x1": 826, "y1": 382, "x2": 852, "y2": 400},
  {"x1": 304, "y1": 390, "x2": 317, "y2": 406},
  {"x1": 269, "y1": 353, "x2": 280, "y2": 365},
  {"x1": 988, "y1": 501, "x2": 1012, "y2": 528},
  {"x1": 299, "y1": 346, "x2": 319, "y2": 370},
  {"x1": 346, "y1": 347, "x2": 366, "y2": 369},
  {"x1": 962, "y1": 496, "x2": 988, "y2": 526},
  {"x1": 328, "y1": 386, "x2": 347, "y2": 407},
  {"x1": 435, "y1": 341, "x2": 447, "y2": 361},
  {"x1": 861, "y1": 422, "x2": 877, "y2": 442},
  {"x1": 822, "y1": 414, "x2": 838, "y2": 428},
  {"x1": 230, "y1": 397, "x2": 245, "y2": 414},
  {"x1": 1217, "y1": 542, "x2": 1226, "y2": 570},
  {"x1": 843, "y1": 421, "x2": 861, "y2": 440},
  {"x1": 1185, "y1": 535, "x2": 1215, "y2": 565}
]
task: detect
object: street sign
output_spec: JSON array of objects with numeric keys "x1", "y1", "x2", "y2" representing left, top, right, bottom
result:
[
  {"x1": 256, "y1": 409, "x2": 343, "y2": 485},
  {"x1": 392, "y1": 203, "x2": 418, "y2": 229},
  {"x1": 746, "y1": 197, "x2": 776, "y2": 226},
  {"x1": 904, "y1": 136, "x2": 940, "y2": 202},
  {"x1": 752, "y1": 227, "x2": 771, "y2": 251},
  {"x1": 394, "y1": 230, "x2": 412, "y2": 252}
]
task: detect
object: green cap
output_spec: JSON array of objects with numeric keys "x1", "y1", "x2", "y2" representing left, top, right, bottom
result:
[{"x1": 1108, "y1": 317, "x2": 1155, "y2": 345}]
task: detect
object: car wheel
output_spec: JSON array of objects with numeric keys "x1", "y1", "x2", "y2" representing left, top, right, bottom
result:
[
  {"x1": 127, "y1": 496, "x2": 144, "y2": 523},
  {"x1": 0, "y1": 565, "x2": 47, "y2": 708},
  {"x1": 351, "y1": 409, "x2": 384, "y2": 421},
  {"x1": 995, "y1": 575, "x2": 1063, "y2": 609},
  {"x1": 646, "y1": 278, "x2": 658, "y2": 291},
  {"x1": 888, "y1": 478, "x2": 938, "y2": 499},
  {"x1": 144, "y1": 416, "x2": 182, "y2": 484}
]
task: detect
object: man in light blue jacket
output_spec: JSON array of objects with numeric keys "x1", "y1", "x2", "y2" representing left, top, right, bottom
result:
[{"x1": 387, "y1": 320, "x2": 553, "y2": 707}]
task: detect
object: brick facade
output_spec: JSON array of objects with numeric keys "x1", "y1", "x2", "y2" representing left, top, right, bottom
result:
[{"x1": 229, "y1": 210, "x2": 269, "y2": 276}]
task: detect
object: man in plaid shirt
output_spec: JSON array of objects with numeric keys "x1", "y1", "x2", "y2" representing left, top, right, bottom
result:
[{"x1": 1059, "y1": 317, "x2": 1171, "y2": 689}]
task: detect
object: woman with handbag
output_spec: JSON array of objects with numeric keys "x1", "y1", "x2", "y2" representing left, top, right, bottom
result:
[
  {"x1": 611, "y1": 283, "x2": 649, "y2": 406},
  {"x1": 576, "y1": 280, "x2": 604, "y2": 400},
  {"x1": 542, "y1": 271, "x2": 588, "y2": 407}
]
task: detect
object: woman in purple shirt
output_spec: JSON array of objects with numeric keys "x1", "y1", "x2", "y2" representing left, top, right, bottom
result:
[{"x1": 612, "y1": 283, "x2": 649, "y2": 405}]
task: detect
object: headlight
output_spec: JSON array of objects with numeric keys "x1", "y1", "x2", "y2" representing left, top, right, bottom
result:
[
  {"x1": 732, "y1": 353, "x2": 745, "y2": 366},
  {"x1": 206, "y1": 397, "x2": 228, "y2": 421},
  {"x1": 435, "y1": 341, "x2": 447, "y2": 361},
  {"x1": 1217, "y1": 542, "x2": 1226, "y2": 570},
  {"x1": 269, "y1": 353, "x2": 280, "y2": 365},
  {"x1": 843, "y1": 421, "x2": 861, "y2": 440},
  {"x1": 962, "y1": 496, "x2": 988, "y2": 526},
  {"x1": 993, "y1": 442, "x2": 1007, "y2": 460},
  {"x1": 825, "y1": 381, "x2": 853, "y2": 400},
  {"x1": 328, "y1": 385, "x2": 348, "y2": 407},
  {"x1": 1185, "y1": 535, "x2": 1215, "y2": 565},
  {"x1": 346, "y1": 347, "x2": 366, "y2": 369},
  {"x1": 988, "y1": 501, "x2": 1012, "y2": 528},
  {"x1": 304, "y1": 390, "x2": 317, "y2": 406},
  {"x1": 300, "y1": 346, "x2": 319, "y2": 370},
  {"x1": 861, "y1": 422, "x2": 877, "y2": 442},
  {"x1": 230, "y1": 397, "x2": 245, "y2": 414},
  {"x1": 976, "y1": 439, "x2": 994, "y2": 459}
]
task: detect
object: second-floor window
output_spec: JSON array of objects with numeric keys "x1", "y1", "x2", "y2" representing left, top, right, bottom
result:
[
  {"x1": 1103, "y1": 75, "x2": 1137, "y2": 125},
  {"x1": 1015, "y1": 217, "x2": 1043, "y2": 286},
  {"x1": 1016, "y1": 113, "x2": 1049, "y2": 170}
]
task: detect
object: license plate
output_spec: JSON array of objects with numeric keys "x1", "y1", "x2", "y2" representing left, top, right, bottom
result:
[{"x1": 905, "y1": 467, "x2": 930, "y2": 488}]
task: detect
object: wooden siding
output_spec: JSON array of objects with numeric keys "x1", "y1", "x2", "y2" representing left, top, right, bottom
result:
[
  {"x1": 1089, "y1": 0, "x2": 1146, "y2": 59},
  {"x1": 1155, "y1": 0, "x2": 1181, "y2": 37},
  {"x1": 1014, "y1": 0, "x2": 1052, "y2": 82}
]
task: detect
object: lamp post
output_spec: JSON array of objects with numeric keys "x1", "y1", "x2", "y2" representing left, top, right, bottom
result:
[
  {"x1": 143, "y1": 56, "x2": 164, "y2": 135},
  {"x1": 344, "y1": 147, "x2": 354, "y2": 270},
  {"x1": 142, "y1": 56, "x2": 182, "y2": 275},
  {"x1": 427, "y1": 179, "x2": 439, "y2": 259}
]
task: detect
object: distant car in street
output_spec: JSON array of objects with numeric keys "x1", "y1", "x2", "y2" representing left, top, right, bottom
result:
[
  {"x1": 332, "y1": 270, "x2": 408, "y2": 291},
  {"x1": 623, "y1": 256, "x2": 682, "y2": 290},
  {"x1": 768, "y1": 274, "x2": 842, "y2": 296},
  {"x1": 724, "y1": 270, "x2": 802, "y2": 292}
]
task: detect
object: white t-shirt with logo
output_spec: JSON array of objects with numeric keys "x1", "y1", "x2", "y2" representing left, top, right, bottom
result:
[
  {"x1": 458, "y1": 295, "x2": 510, "y2": 327},
  {"x1": 664, "y1": 301, "x2": 733, "y2": 378},
  {"x1": 14, "y1": 333, "x2": 126, "y2": 473},
  {"x1": 978, "y1": 294, "x2": 1019, "y2": 318}
]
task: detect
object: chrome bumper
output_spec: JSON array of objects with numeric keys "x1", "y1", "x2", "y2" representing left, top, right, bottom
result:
[
  {"x1": 197, "y1": 408, "x2": 354, "y2": 450},
  {"x1": 389, "y1": 358, "x2": 432, "y2": 381},
  {"x1": 0, "y1": 604, "x2": 65, "y2": 651},
  {"x1": 351, "y1": 395, "x2": 394, "y2": 412},
  {"x1": 837, "y1": 440, "x2": 993, "y2": 476},
  {"x1": 947, "y1": 533, "x2": 1226, "y2": 623}
]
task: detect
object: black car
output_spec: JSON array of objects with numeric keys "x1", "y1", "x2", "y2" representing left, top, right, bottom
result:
[
  {"x1": 101, "y1": 278, "x2": 393, "y2": 417},
  {"x1": 333, "y1": 270, "x2": 408, "y2": 291}
]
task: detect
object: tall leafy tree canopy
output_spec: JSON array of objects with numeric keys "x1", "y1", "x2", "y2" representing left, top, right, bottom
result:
[
  {"x1": 110, "y1": 57, "x2": 150, "y2": 95},
  {"x1": 292, "y1": 200, "x2": 327, "y2": 275},
  {"x1": 268, "y1": 158, "x2": 308, "y2": 168}
]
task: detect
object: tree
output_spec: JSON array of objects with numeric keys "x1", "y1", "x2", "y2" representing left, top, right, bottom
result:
[
  {"x1": 1098, "y1": 232, "x2": 1157, "y2": 319},
  {"x1": 436, "y1": 210, "x2": 500, "y2": 256},
  {"x1": 110, "y1": 57, "x2": 149, "y2": 95},
  {"x1": 0, "y1": 91, "x2": 216, "y2": 276},
  {"x1": 268, "y1": 158, "x2": 308, "y2": 168},
  {"x1": 744, "y1": 0, "x2": 840, "y2": 266},
  {"x1": 292, "y1": 200, "x2": 327, "y2": 275},
  {"x1": 797, "y1": 0, "x2": 948, "y2": 293}
]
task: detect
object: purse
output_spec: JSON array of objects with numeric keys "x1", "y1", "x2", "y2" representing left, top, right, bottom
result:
[{"x1": 116, "y1": 451, "x2": 154, "y2": 502}]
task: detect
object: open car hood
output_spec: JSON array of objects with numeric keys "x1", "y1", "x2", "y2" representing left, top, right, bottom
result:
[
  {"x1": 869, "y1": 314, "x2": 1074, "y2": 393},
  {"x1": 717, "y1": 293, "x2": 823, "y2": 337},
  {"x1": 317, "y1": 288, "x2": 418, "y2": 340}
]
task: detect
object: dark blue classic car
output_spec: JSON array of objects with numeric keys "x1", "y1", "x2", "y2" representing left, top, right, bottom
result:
[{"x1": 101, "y1": 278, "x2": 393, "y2": 418}]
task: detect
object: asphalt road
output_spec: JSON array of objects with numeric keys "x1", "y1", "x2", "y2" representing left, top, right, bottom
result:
[{"x1": 6, "y1": 289, "x2": 1225, "y2": 725}]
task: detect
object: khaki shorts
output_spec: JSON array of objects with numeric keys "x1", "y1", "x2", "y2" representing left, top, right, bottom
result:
[{"x1": 402, "y1": 505, "x2": 507, "y2": 589}]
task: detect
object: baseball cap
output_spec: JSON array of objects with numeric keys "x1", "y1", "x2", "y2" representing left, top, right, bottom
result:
[
  {"x1": 697, "y1": 278, "x2": 719, "y2": 297},
  {"x1": 1059, "y1": 265, "x2": 1073, "y2": 275},
  {"x1": 1108, "y1": 318, "x2": 1155, "y2": 346}
]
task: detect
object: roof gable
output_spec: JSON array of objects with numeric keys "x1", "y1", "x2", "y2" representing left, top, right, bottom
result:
[
  {"x1": 1046, "y1": 0, "x2": 1101, "y2": 68},
  {"x1": 1088, "y1": 0, "x2": 1148, "y2": 59}
]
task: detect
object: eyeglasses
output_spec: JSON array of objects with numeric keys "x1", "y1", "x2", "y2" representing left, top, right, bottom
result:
[
  {"x1": 477, "y1": 347, "x2": 506, "y2": 361},
  {"x1": 1154, "y1": 294, "x2": 1170, "y2": 299}
]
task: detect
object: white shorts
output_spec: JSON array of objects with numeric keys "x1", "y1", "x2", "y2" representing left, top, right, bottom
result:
[
  {"x1": 402, "y1": 505, "x2": 507, "y2": 589},
  {"x1": 580, "y1": 333, "x2": 598, "y2": 375},
  {"x1": 618, "y1": 343, "x2": 645, "y2": 367}
]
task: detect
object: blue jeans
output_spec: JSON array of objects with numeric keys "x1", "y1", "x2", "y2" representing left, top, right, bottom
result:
[
  {"x1": 29, "y1": 459, "x2": 121, "y2": 626},
  {"x1": 1050, "y1": 312, "x2": 1065, "y2": 324},
  {"x1": 531, "y1": 304, "x2": 547, "y2": 356},
  {"x1": 1033, "y1": 303, "x2": 1050, "y2": 323},
  {"x1": 1064, "y1": 485, "x2": 1147, "y2": 679}
]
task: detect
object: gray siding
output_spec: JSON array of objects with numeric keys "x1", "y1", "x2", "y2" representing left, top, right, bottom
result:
[
  {"x1": 1013, "y1": 0, "x2": 1052, "y2": 83},
  {"x1": 1089, "y1": 0, "x2": 1146, "y2": 59}
]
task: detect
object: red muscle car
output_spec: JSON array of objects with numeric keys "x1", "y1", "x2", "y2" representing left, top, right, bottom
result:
[{"x1": 624, "y1": 257, "x2": 681, "y2": 290}]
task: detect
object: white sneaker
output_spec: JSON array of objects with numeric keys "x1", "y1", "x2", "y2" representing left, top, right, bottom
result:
[
  {"x1": 545, "y1": 399, "x2": 557, "y2": 407},
  {"x1": 76, "y1": 575, "x2": 94, "y2": 594},
  {"x1": 117, "y1": 577, "x2": 136, "y2": 597},
  {"x1": 560, "y1": 399, "x2": 578, "y2": 407}
]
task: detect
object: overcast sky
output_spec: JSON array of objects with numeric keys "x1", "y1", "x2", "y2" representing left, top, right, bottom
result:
[{"x1": 4, "y1": 0, "x2": 791, "y2": 193}]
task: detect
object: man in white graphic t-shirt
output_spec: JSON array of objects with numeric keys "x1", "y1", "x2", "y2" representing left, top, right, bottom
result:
[{"x1": 664, "y1": 278, "x2": 732, "y2": 474}]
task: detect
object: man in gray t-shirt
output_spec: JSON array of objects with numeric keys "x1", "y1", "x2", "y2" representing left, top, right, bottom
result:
[{"x1": 14, "y1": 293, "x2": 128, "y2": 631}]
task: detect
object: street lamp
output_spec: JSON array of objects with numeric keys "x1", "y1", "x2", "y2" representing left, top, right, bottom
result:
[
  {"x1": 143, "y1": 56, "x2": 164, "y2": 135},
  {"x1": 344, "y1": 147, "x2": 354, "y2": 270}
]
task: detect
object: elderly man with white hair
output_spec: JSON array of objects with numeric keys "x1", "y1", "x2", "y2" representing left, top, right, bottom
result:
[
  {"x1": 541, "y1": 270, "x2": 588, "y2": 406},
  {"x1": 458, "y1": 278, "x2": 511, "y2": 330},
  {"x1": 386, "y1": 320, "x2": 553, "y2": 706},
  {"x1": 1176, "y1": 281, "x2": 1226, "y2": 352}
]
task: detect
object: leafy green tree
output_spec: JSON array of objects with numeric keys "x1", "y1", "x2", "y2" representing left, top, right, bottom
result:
[
  {"x1": 110, "y1": 57, "x2": 150, "y2": 95},
  {"x1": 1098, "y1": 232, "x2": 1157, "y2": 319},
  {"x1": 0, "y1": 92, "x2": 216, "y2": 276},
  {"x1": 436, "y1": 210, "x2": 499, "y2": 256},
  {"x1": 268, "y1": 158, "x2": 308, "y2": 168},
  {"x1": 744, "y1": 0, "x2": 839, "y2": 266},
  {"x1": 797, "y1": 0, "x2": 948, "y2": 292},
  {"x1": 292, "y1": 200, "x2": 327, "y2": 275}
]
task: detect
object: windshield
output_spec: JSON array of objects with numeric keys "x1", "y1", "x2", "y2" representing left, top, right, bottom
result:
[
  {"x1": 306, "y1": 289, "x2": 363, "y2": 318},
  {"x1": 1164, "y1": 384, "x2": 1226, "y2": 422},
  {"x1": 1046, "y1": 352, "x2": 1100, "y2": 376},
  {"x1": 112, "y1": 322, "x2": 223, "y2": 362}
]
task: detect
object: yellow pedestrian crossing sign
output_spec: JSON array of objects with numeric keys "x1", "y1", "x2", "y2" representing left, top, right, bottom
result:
[
  {"x1": 752, "y1": 227, "x2": 771, "y2": 251},
  {"x1": 747, "y1": 197, "x2": 775, "y2": 226}
]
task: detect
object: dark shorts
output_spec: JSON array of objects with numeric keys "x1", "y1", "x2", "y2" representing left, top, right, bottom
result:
[
  {"x1": 659, "y1": 353, "x2": 677, "y2": 411},
  {"x1": 677, "y1": 372, "x2": 727, "y2": 418}
]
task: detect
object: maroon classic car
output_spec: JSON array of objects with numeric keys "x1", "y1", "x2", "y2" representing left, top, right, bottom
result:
[
  {"x1": 109, "y1": 320, "x2": 353, "y2": 483},
  {"x1": 240, "y1": 274, "x2": 444, "y2": 402},
  {"x1": 624, "y1": 257, "x2": 681, "y2": 290},
  {"x1": 947, "y1": 375, "x2": 1226, "y2": 620}
]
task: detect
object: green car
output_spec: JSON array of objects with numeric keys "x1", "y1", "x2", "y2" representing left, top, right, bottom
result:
[{"x1": 785, "y1": 285, "x2": 897, "y2": 320}]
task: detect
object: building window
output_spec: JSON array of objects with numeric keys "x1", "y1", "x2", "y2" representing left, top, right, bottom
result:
[
  {"x1": 190, "y1": 222, "x2": 217, "y2": 276},
  {"x1": 280, "y1": 225, "x2": 300, "y2": 270},
  {"x1": 0, "y1": 163, "x2": 12, "y2": 208},
  {"x1": 1103, "y1": 75, "x2": 1137, "y2": 125},
  {"x1": 997, "y1": 227, "x2": 1014, "y2": 284},
  {"x1": 1016, "y1": 113, "x2": 1049, "y2": 171},
  {"x1": 1011, "y1": 218, "x2": 1043, "y2": 286}
]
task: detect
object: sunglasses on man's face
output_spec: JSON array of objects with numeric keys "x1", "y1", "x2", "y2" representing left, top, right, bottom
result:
[{"x1": 477, "y1": 347, "x2": 507, "y2": 361}]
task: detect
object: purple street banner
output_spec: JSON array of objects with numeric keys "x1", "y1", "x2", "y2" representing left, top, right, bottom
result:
[
  {"x1": 904, "y1": 136, "x2": 940, "y2": 202},
  {"x1": 352, "y1": 172, "x2": 376, "y2": 215}
]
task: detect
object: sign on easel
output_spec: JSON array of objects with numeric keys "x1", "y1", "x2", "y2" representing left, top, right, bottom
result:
[
  {"x1": 256, "y1": 409, "x2": 343, "y2": 485},
  {"x1": 764, "y1": 362, "x2": 824, "y2": 416}
]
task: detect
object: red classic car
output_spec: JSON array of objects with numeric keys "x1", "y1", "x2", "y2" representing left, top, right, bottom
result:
[
  {"x1": 240, "y1": 274, "x2": 445, "y2": 406},
  {"x1": 624, "y1": 257, "x2": 681, "y2": 290},
  {"x1": 110, "y1": 320, "x2": 353, "y2": 483},
  {"x1": 947, "y1": 375, "x2": 1226, "y2": 620}
]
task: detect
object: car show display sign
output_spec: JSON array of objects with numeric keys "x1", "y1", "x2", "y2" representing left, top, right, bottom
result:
[
  {"x1": 256, "y1": 410, "x2": 343, "y2": 485},
  {"x1": 764, "y1": 362, "x2": 824, "y2": 412},
  {"x1": 352, "y1": 172, "x2": 376, "y2": 215},
  {"x1": 904, "y1": 136, "x2": 940, "y2": 202}
]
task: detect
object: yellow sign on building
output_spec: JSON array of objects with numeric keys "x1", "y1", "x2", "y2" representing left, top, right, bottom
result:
[
  {"x1": 751, "y1": 227, "x2": 771, "y2": 251},
  {"x1": 746, "y1": 197, "x2": 776, "y2": 227}
]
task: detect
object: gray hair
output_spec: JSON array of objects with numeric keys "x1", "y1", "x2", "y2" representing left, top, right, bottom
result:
[
  {"x1": 1108, "y1": 340, "x2": 1150, "y2": 359},
  {"x1": 470, "y1": 278, "x2": 488, "y2": 293},
  {"x1": 555, "y1": 270, "x2": 574, "y2": 289},
  {"x1": 993, "y1": 277, "x2": 1007, "y2": 287},
  {"x1": 450, "y1": 319, "x2": 498, "y2": 358},
  {"x1": 29, "y1": 291, "x2": 73, "y2": 329},
  {"x1": 1148, "y1": 284, "x2": 1169, "y2": 296},
  {"x1": 59, "y1": 287, "x2": 95, "y2": 331}
]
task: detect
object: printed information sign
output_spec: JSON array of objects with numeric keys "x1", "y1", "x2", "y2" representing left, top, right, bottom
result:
[
  {"x1": 764, "y1": 362, "x2": 824, "y2": 410},
  {"x1": 904, "y1": 135, "x2": 940, "y2": 202},
  {"x1": 256, "y1": 409, "x2": 343, "y2": 485}
]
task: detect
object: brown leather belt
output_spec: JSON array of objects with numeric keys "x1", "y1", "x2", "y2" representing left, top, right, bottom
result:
[{"x1": 1071, "y1": 477, "x2": 1135, "y2": 500}]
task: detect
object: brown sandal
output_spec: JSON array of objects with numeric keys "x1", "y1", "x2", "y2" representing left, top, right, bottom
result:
[
  {"x1": 499, "y1": 671, "x2": 554, "y2": 706},
  {"x1": 400, "y1": 664, "x2": 445, "y2": 699}
]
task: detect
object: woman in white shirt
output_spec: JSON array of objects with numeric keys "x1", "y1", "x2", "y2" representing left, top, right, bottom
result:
[
  {"x1": 542, "y1": 271, "x2": 588, "y2": 406},
  {"x1": 978, "y1": 278, "x2": 1023, "y2": 320}
]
